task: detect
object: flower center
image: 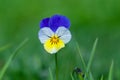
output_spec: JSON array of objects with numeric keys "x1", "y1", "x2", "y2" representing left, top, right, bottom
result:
[
  {"x1": 44, "y1": 34, "x2": 65, "y2": 54},
  {"x1": 50, "y1": 35, "x2": 59, "y2": 45}
]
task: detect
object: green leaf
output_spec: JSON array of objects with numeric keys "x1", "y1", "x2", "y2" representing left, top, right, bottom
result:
[
  {"x1": 0, "y1": 38, "x2": 29, "y2": 80},
  {"x1": 78, "y1": 75, "x2": 84, "y2": 80}
]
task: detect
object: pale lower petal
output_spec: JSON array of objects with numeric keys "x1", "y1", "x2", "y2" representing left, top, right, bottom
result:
[
  {"x1": 55, "y1": 27, "x2": 72, "y2": 44},
  {"x1": 38, "y1": 27, "x2": 54, "y2": 43}
]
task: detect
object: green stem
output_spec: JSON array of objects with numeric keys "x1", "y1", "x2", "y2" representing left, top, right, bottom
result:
[{"x1": 55, "y1": 53, "x2": 58, "y2": 80}]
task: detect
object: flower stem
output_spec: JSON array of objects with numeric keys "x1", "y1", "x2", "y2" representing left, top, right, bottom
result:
[{"x1": 55, "y1": 53, "x2": 58, "y2": 80}]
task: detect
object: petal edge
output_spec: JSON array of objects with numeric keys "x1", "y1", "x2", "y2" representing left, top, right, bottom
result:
[
  {"x1": 38, "y1": 27, "x2": 54, "y2": 43},
  {"x1": 40, "y1": 18, "x2": 50, "y2": 28},
  {"x1": 56, "y1": 27, "x2": 72, "y2": 44}
]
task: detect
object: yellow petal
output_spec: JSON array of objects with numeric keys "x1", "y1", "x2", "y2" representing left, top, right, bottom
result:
[{"x1": 44, "y1": 37, "x2": 65, "y2": 54}]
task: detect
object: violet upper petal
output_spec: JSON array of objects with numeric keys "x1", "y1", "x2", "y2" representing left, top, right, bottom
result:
[
  {"x1": 49, "y1": 14, "x2": 70, "y2": 32},
  {"x1": 40, "y1": 18, "x2": 50, "y2": 28}
]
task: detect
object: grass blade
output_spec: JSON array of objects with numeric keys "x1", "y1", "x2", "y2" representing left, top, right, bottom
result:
[
  {"x1": 0, "y1": 44, "x2": 11, "y2": 52},
  {"x1": 76, "y1": 42, "x2": 86, "y2": 70},
  {"x1": 71, "y1": 73, "x2": 75, "y2": 80},
  {"x1": 108, "y1": 60, "x2": 114, "y2": 80},
  {"x1": 100, "y1": 75, "x2": 103, "y2": 80},
  {"x1": 87, "y1": 38, "x2": 98, "y2": 73},
  {"x1": 0, "y1": 38, "x2": 29, "y2": 80},
  {"x1": 89, "y1": 72, "x2": 94, "y2": 80},
  {"x1": 84, "y1": 38, "x2": 98, "y2": 80},
  {"x1": 49, "y1": 67, "x2": 54, "y2": 80}
]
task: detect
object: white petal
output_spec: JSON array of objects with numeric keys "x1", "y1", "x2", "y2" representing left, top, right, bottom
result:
[
  {"x1": 55, "y1": 27, "x2": 72, "y2": 44},
  {"x1": 50, "y1": 48, "x2": 58, "y2": 54},
  {"x1": 38, "y1": 27, "x2": 54, "y2": 43}
]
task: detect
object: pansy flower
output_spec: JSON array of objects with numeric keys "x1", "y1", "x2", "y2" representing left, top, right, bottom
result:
[{"x1": 38, "y1": 14, "x2": 72, "y2": 54}]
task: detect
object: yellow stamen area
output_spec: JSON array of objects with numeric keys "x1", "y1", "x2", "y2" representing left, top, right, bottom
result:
[{"x1": 44, "y1": 35, "x2": 65, "y2": 54}]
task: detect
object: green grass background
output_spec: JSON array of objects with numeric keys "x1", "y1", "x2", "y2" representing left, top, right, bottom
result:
[{"x1": 0, "y1": 0, "x2": 120, "y2": 80}]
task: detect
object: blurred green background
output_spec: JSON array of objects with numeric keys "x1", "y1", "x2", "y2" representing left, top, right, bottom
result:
[{"x1": 0, "y1": 0, "x2": 120, "y2": 80}]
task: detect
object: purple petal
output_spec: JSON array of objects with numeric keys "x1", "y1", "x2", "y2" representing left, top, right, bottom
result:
[
  {"x1": 40, "y1": 18, "x2": 50, "y2": 28},
  {"x1": 49, "y1": 14, "x2": 70, "y2": 32}
]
